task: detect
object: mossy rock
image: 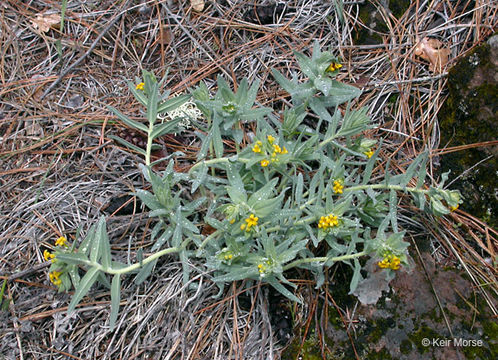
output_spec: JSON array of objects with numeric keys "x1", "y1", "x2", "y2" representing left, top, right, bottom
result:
[
  {"x1": 354, "y1": 0, "x2": 411, "y2": 45},
  {"x1": 280, "y1": 252, "x2": 496, "y2": 359},
  {"x1": 438, "y1": 35, "x2": 498, "y2": 226}
]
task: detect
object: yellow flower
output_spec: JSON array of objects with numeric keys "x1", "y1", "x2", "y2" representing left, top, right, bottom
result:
[
  {"x1": 242, "y1": 214, "x2": 259, "y2": 232},
  {"x1": 55, "y1": 236, "x2": 68, "y2": 247},
  {"x1": 281, "y1": 146, "x2": 288, "y2": 154},
  {"x1": 49, "y1": 271, "x2": 62, "y2": 286},
  {"x1": 43, "y1": 250, "x2": 55, "y2": 261},
  {"x1": 378, "y1": 254, "x2": 401, "y2": 270},
  {"x1": 257, "y1": 263, "x2": 267, "y2": 277},
  {"x1": 252, "y1": 141, "x2": 263, "y2": 153},
  {"x1": 229, "y1": 218, "x2": 236, "y2": 224},
  {"x1": 136, "y1": 82, "x2": 145, "y2": 91},
  {"x1": 333, "y1": 180, "x2": 344, "y2": 194},
  {"x1": 260, "y1": 159, "x2": 269, "y2": 167},
  {"x1": 326, "y1": 62, "x2": 342, "y2": 73},
  {"x1": 317, "y1": 213, "x2": 339, "y2": 230},
  {"x1": 273, "y1": 144, "x2": 282, "y2": 154},
  {"x1": 450, "y1": 204, "x2": 459, "y2": 212},
  {"x1": 267, "y1": 135, "x2": 275, "y2": 144},
  {"x1": 364, "y1": 150, "x2": 374, "y2": 158}
]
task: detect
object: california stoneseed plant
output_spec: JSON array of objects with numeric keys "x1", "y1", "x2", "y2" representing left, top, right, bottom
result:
[{"x1": 45, "y1": 43, "x2": 461, "y2": 330}]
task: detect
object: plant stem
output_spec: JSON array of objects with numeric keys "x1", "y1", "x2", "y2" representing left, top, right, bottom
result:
[
  {"x1": 84, "y1": 240, "x2": 190, "y2": 276},
  {"x1": 283, "y1": 250, "x2": 366, "y2": 271}
]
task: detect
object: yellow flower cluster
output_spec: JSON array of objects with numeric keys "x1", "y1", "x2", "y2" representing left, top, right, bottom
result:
[
  {"x1": 55, "y1": 236, "x2": 68, "y2": 247},
  {"x1": 43, "y1": 250, "x2": 55, "y2": 262},
  {"x1": 135, "y1": 82, "x2": 145, "y2": 91},
  {"x1": 252, "y1": 140, "x2": 263, "y2": 153},
  {"x1": 364, "y1": 150, "x2": 374, "y2": 158},
  {"x1": 378, "y1": 254, "x2": 401, "y2": 270},
  {"x1": 240, "y1": 214, "x2": 258, "y2": 232},
  {"x1": 49, "y1": 271, "x2": 62, "y2": 286},
  {"x1": 257, "y1": 263, "x2": 267, "y2": 277},
  {"x1": 333, "y1": 180, "x2": 344, "y2": 194},
  {"x1": 253, "y1": 135, "x2": 289, "y2": 167},
  {"x1": 318, "y1": 213, "x2": 339, "y2": 230},
  {"x1": 224, "y1": 253, "x2": 233, "y2": 261},
  {"x1": 326, "y1": 62, "x2": 343, "y2": 73}
]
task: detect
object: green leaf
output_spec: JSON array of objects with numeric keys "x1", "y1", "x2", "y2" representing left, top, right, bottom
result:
[
  {"x1": 89, "y1": 224, "x2": 101, "y2": 263},
  {"x1": 349, "y1": 259, "x2": 362, "y2": 294},
  {"x1": 271, "y1": 68, "x2": 295, "y2": 94},
  {"x1": 68, "y1": 266, "x2": 81, "y2": 288},
  {"x1": 107, "y1": 105, "x2": 148, "y2": 132},
  {"x1": 97, "y1": 216, "x2": 111, "y2": 270},
  {"x1": 68, "y1": 267, "x2": 100, "y2": 314},
  {"x1": 400, "y1": 152, "x2": 427, "y2": 188},
  {"x1": 78, "y1": 224, "x2": 96, "y2": 255},
  {"x1": 320, "y1": 81, "x2": 362, "y2": 107},
  {"x1": 295, "y1": 173, "x2": 304, "y2": 204},
  {"x1": 227, "y1": 186, "x2": 246, "y2": 204},
  {"x1": 127, "y1": 80, "x2": 148, "y2": 106},
  {"x1": 157, "y1": 94, "x2": 190, "y2": 113},
  {"x1": 56, "y1": 253, "x2": 90, "y2": 266},
  {"x1": 191, "y1": 163, "x2": 208, "y2": 193},
  {"x1": 247, "y1": 178, "x2": 278, "y2": 207},
  {"x1": 238, "y1": 108, "x2": 272, "y2": 121},
  {"x1": 267, "y1": 277, "x2": 302, "y2": 303},
  {"x1": 246, "y1": 79, "x2": 260, "y2": 109},
  {"x1": 197, "y1": 132, "x2": 212, "y2": 160},
  {"x1": 150, "y1": 118, "x2": 183, "y2": 140},
  {"x1": 313, "y1": 76, "x2": 333, "y2": 96},
  {"x1": 294, "y1": 51, "x2": 316, "y2": 80},
  {"x1": 309, "y1": 97, "x2": 333, "y2": 122},
  {"x1": 213, "y1": 267, "x2": 258, "y2": 282},
  {"x1": 252, "y1": 192, "x2": 284, "y2": 218},
  {"x1": 108, "y1": 135, "x2": 146, "y2": 156},
  {"x1": 109, "y1": 274, "x2": 121, "y2": 331},
  {"x1": 135, "y1": 189, "x2": 161, "y2": 211},
  {"x1": 235, "y1": 78, "x2": 249, "y2": 104},
  {"x1": 135, "y1": 260, "x2": 157, "y2": 285},
  {"x1": 211, "y1": 117, "x2": 224, "y2": 158},
  {"x1": 147, "y1": 82, "x2": 159, "y2": 126}
]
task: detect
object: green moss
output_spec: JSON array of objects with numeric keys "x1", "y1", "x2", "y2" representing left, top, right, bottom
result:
[
  {"x1": 400, "y1": 339, "x2": 412, "y2": 355},
  {"x1": 408, "y1": 325, "x2": 440, "y2": 353},
  {"x1": 281, "y1": 335, "x2": 332, "y2": 360},
  {"x1": 389, "y1": 0, "x2": 411, "y2": 18},
  {"x1": 438, "y1": 42, "x2": 497, "y2": 227}
]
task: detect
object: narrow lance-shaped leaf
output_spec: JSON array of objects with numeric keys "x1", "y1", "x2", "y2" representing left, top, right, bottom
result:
[
  {"x1": 127, "y1": 80, "x2": 148, "y2": 106},
  {"x1": 268, "y1": 277, "x2": 302, "y2": 304},
  {"x1": 157, "y1": 94, "x2": 190, "y2": 113},
  {"x1": 349, "y1": 259, "x2": 362, "y2": 294},
  {"x1": 109, "y1": 274, "x2": 121, "y2": 331},
  {"x1": 147, "y1": 82, "x2": 159, "y2": 127},
  {"x1": 107, "y1": 105, "x2": 148, "y2": 133},
  {"x1": 67, "y1": 267, "x2": 100, "y2": 314},
  {"x1": 211, "y1": 115, "x2": 224, "y2": 158},
  {"x1": 150, "y1": 117, "x2": 183, "y2": 140},
  {"x1": 97, "y1": 216, "x2": 111, "y2": 270}
]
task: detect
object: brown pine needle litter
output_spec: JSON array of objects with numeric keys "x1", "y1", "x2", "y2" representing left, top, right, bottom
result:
[{"x1": 0, "y1": 1, "x2": 496, "y2": 359}]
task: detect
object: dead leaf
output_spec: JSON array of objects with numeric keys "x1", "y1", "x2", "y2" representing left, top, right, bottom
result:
[
  {"x1": 190, "y1": 0, "x2": 204, "y2": 12},
  {"x1": 414, "y1": 37, "x2": 451, "y2": 74},
  {"x1": 31, "y1": 13, "x2": 61, "y2": 33}
]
